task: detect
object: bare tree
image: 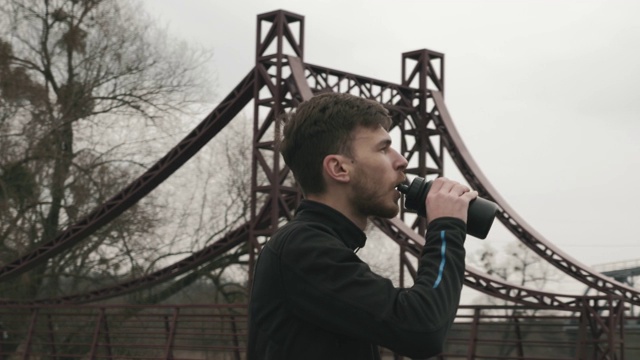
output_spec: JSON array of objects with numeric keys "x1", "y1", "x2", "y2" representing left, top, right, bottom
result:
[
  {"x1": 131, "y1": 114, "x2": 256, "y2": 305},
  {"x1": 475, "y1": 241, "x2": 560, "y2": 295},
  {"x1": 0, "y1": 0, "x2": 214, "y2": 300},
  {"x1": 472, "y1": 241, "x2": 563, "y2": 357}
]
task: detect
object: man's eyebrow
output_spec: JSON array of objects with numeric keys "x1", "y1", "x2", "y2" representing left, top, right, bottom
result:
[{"x1": 377, "y1": 139, "x2": 392, "y2": 147}]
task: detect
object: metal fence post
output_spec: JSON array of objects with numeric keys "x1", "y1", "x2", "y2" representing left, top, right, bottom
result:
[
  {"x1": 466, "y1": 308, "x2": 480, "y2": 360},
  {"x1": 21, "y1": 308, "x2": 39, "y2": 360},
  {"x1": 163, "y1": 307, "x2": 179, "y2": 360}
]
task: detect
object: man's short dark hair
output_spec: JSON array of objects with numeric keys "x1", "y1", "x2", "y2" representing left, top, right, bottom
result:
[{"x1": 280, "y1": 92, "x2": 392, "y2": 195}]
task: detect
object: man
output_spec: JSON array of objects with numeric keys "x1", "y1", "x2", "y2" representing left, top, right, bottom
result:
[{"x1": 248, "y1": 93, "x2": 477, "y2": 359}]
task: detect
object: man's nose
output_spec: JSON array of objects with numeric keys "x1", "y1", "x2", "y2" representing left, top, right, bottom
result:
[{"x1": 394, "y1": 150, "x2": 408, "y2": 171}]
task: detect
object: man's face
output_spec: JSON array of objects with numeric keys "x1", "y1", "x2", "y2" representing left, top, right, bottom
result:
[{"x1": 347, "y1": 125, "x2": 408, "y2": 218}]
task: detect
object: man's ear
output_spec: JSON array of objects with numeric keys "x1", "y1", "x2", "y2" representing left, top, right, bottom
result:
[{"x1": 322, "y1": 154, "x2": 352, "y2": 184}]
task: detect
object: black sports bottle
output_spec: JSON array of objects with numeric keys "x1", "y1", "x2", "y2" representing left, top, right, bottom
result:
[{"x1": 396, "y1": 177, "x2": 498, "y2": 239}]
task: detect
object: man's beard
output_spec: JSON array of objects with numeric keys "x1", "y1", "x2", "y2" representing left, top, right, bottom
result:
[{"x1": 350, "y1": 171, "x2": 399, "y2": 219}]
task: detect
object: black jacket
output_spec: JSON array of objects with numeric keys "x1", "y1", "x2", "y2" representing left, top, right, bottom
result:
[{"x1": 248, "y1": 200, "x2": 467, "y2": 360}]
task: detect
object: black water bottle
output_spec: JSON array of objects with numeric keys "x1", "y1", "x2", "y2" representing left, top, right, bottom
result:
[{"x1": 396, "y1": 177, "x2": 498, "y2": 239}]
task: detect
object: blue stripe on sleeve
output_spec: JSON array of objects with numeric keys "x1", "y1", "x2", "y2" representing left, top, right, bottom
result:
[{"x1": 433, "y1": 230, "x2": 447, "y2": 288}]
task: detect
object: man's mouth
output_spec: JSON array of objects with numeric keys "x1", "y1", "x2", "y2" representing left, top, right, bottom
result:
[
  {"x1": 394, "y1": 190, "x2": 401, "y2": 201},
  {"x1": 395, "y1": 177, "x2": 408, "y2": 191}
]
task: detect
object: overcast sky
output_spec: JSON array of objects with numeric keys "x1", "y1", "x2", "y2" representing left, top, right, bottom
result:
[{"x1": 142, "y1": 0, "x2": 640, "y2": 288}]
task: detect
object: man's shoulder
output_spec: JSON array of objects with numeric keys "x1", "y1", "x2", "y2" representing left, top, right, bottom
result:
[{"x1": 267, "y1": 218, "x2": 340, "y2": 252}]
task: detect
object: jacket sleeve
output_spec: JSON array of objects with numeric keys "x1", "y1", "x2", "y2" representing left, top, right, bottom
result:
[{"x1": 277, "y1": 217, "x2": 466, "y2": 358}]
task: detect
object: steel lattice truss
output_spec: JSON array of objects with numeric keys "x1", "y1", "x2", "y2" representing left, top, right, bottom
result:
[{"x1": 0, "y1": 12, "x2": 635, "y2": 350}]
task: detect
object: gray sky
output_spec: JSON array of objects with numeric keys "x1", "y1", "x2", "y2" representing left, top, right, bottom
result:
[{"x1": 142, "y1": 0, "x2": 640, "y2": 286}]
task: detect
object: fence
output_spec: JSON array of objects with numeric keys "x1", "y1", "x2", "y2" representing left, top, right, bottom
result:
[
  {"x1": 0, "y1": 304, "x2": 247, "y2": 360},
  {"x1": 1, "y1": 304, "x2": 638, "y2": 359}
]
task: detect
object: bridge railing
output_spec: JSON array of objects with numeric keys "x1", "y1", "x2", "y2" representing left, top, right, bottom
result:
[
  {"x1": 1, "y1": 303, "x2": 639, "y2": 359},
  {"x1": 0, "y1": 304, "x2": 247, "y2": 360},
  {"x1": 443, "y1": 304, "x2": 640, "y2": 360}
]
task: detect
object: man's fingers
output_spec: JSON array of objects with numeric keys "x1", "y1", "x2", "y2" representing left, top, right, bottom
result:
[
  {"x1": 452, "y1": 185, "x2": 471, "y2": 196},
  {"x1": 432, "y1": 177, "x2": 461, "y2": 194},
  {"x1": 429, "y1": 177, "x2": 445, "y2": 193},
  {"x1": 461, "y1": 190, "x2": 479, "y2": 202},
  {"x1": 430, "y1": 178, "x2": 472, "y2": 198}
]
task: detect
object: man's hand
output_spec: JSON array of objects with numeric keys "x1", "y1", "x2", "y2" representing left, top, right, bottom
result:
[{"x1": 425, "y1": 177, "x2": 478, "y2": 224}]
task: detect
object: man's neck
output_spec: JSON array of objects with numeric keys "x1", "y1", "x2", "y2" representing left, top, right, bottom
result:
[{"x1": 304, "y1": 194, "x2": 367, "y2": 230}]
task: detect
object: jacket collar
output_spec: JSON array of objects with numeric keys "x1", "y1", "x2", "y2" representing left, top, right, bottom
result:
[{"x1": 295, "y1": 200, "x2": 367, "y2": 251}]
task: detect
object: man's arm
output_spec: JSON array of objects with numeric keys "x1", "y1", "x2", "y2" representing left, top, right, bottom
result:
[{"x1": 279, "y1": 217, "x2": 466, "y2": 358}]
